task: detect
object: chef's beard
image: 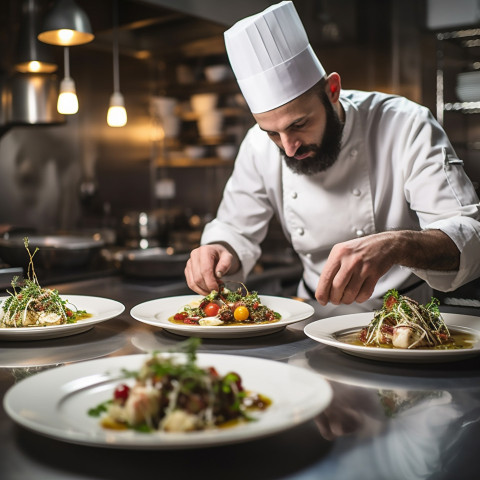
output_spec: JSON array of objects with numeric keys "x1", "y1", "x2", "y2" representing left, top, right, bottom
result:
[{"x1": 282, "y1": 92, "x2": 343, "y2": 175}]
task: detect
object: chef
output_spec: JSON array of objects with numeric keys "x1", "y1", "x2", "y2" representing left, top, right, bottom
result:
[{"x1": 184, "y1": 1, "x2": 480, "y2": 315}]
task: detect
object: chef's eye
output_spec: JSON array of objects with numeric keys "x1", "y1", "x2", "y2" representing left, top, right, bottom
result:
[
  {"x1": 292, "y1": 122, "x2": 306, "y2": 130},
  {"x1": 266, "y1": 131, "x2": 279, "y2": 138}
]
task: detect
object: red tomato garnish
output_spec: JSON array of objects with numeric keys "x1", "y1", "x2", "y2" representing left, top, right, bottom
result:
[
  {"x1": 184, "y1": 317, "x2": 200, "y2": 325},
  {"x1": 114, "y1": 384, "x2": 130, "y2": 402},
  {"x1": 204, "y1": 302, "x2": 220, "y2": 317},
  {"x1": 385, "y1": 296, "x2": 398, "y2": 310},
  {"x1": 174, "y1": 312, "x2": 188, "y2": 321},
  {"x1": 66, "y1": 309, "x2": 73, "y2": 317}
]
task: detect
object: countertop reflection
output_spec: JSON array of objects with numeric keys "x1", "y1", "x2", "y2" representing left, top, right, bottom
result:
[{"x1": 0, "y1": 274, "x2": 480, "y2": 480}]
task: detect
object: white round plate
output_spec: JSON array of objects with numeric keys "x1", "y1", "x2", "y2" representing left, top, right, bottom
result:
[
  {"x1": 130, "y1": 295, "x2": 314, "y2": 338},
  {"x1": 0, "y1": 295, "x2": 125, "y2": 340},
  {"x1": 3, "y1": 353, "x2": 332, "y2": 449},
  {"x1": 304, "y1": 312, "x2": 480, "y2": 363}
]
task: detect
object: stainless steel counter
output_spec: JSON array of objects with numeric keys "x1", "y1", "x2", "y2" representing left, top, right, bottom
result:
[{"x1": 1, "y1": 275, "x2": 480, "y2": 480}]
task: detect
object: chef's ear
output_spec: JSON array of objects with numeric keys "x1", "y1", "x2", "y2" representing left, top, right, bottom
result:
[{"x1": 325, "y1": 73, "x2": 341, "y2": 102}]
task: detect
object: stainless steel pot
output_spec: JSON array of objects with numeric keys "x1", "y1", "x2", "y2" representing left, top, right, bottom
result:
[
  {"x1": 118, "y1": 208, "x2": 187, "y2": 248},
  {"x1": 0, "y1": 234, "x2": 105, "y2": 269},
  {"x1": 120, "y1": 247, "x2": 190, "y2": 278},
  {"x1": 6, "y1": 73, "x2": 63, "y2": 125}
]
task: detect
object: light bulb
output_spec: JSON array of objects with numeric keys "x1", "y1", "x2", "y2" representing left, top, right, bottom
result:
[
  {"x1": 15, "y1": 60, "x2": 57, "y2": 73},
  {"x1": 58, "y1": 29, "x2": 75, "y2": 44},
  {"x1": 57, "y1": 76, "x2": 78, "y2": 114},
  {"x1": 28, "y1": 61, "x2": 41, "y2": 72},
  {"x1": 107, "y1": 91, "x2": 127, "y2": 127}
]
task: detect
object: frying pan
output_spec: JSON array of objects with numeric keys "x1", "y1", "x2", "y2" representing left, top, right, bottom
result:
[{"x1": 0, "y1": 234, "x2": 105, "y2": 269}]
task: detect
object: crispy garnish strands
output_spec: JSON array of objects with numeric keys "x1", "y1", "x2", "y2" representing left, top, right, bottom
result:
[
  {"x1": 24, "y1": 237, "x2": 40, "y2": 286},
  {"x1": 363, "y1": 289, "x2": 451, "y2": 349}
]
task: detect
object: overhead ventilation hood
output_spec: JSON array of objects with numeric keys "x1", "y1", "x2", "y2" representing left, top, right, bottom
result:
[{"x1": 0, "y1": 73, "x2": 64, "y2": 134}]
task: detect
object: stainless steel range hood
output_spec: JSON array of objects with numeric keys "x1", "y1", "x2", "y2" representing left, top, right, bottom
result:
[
  {"x1": 0, "y1": 0, "x2": 63, "y2": 132},
  {"x1": 3, "y1": 72, "x2": 63, "y2": 126}
]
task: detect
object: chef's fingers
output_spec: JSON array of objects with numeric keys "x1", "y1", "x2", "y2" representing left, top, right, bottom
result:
[
  {"x1": 185, "y1": 246, "x2": 221, "y2": 295},
  {"x1": 215, "y1": 250, "x2": 235, "y2": 280},
  {"x1": 327, "y1": 264, "x2": 379, "y2": 305},
  {"x1": 354, "y1": 277, "x2": 377, "y2": 303},
  {"x1": 184, "y1": 258, "x2": 210, "y2": 295},
  {"x1": 315, "y1": 260, "x2": 340, "y2": 305},
  {"x1": 337, "y1": 274, "x2": 376, "y2": 305}
]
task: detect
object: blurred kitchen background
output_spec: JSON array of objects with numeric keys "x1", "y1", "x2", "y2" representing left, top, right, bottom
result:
[{"x1": 0, "y1": 0, "x2": 479, "y2": 301}]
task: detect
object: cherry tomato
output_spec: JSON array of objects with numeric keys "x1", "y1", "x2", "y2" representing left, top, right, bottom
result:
[
  {"x1": 114, "y1": 384, "x2": 130, "y2": 402},
  {"x1": 234, "y1": 305, "x2": 249, "y2": 321},
  {"x1": 204, "y1": 302, "x2": 220, "y2": 317}
]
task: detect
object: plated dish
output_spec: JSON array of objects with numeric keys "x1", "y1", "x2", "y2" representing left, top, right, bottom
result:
[
  {"x1": 3, "y1": 352, "x2": 332, "y2": 449},
  {"x1": 304, "y1": 312, "x2": 480, "y2": 363},
  {"x1": 171, "y1": 286, "x2": 281, "y2": 326},
  {"x1": 0, "y1": 295, "x2": 125, "y2": 340},
  {"x1": 89, "y1": 340, "x2": 272, "y2": 433},
  {"x1": 130, "y1": 295, "x2": 314, "y2": 338},
  {"x1": 357, "y1": 289, "x2": 458, "y2": 350}
]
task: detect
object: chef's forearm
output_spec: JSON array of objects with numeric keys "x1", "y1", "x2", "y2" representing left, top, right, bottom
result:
[{"x1": 393, "y1": 229, "x2": 460, "y2": 271}]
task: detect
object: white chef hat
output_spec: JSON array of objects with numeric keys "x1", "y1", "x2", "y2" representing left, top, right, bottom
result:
[{"x1": 224, "y1": 1, "x2": 326, "y2": 114}]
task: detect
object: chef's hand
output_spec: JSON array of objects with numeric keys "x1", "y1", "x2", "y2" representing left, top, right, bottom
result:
[
  {"x1": 315, "y1": 229, "x2": 459, "y2": 305},
  {"x1": 315, "y1": 233, "x2": 394, "y2": 305},
  {"x1": 185, "y1": 243, "x2": 241, "y2": 295}
]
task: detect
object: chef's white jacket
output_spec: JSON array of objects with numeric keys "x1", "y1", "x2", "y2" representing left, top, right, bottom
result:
[{"x1": 201, "y1": 90, "x2": 480, "y2": 307}]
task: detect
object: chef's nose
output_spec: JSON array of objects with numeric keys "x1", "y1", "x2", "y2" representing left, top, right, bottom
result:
[{"x1": 280, "y1": 133, "x2": 301, "y2": 157}]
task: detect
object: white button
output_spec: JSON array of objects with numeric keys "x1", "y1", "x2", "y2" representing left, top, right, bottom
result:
[
  {"x1": 306, "y1": 253, "x2": 312, "y2": 259},
  {"x1": 297, "y1": 228, "x2": 304, "y2": 236},
  {"x1": 356, "y1": 229, "x2": 365, "y2": 237},
  {"x1": 352, "y1": 188, "x2": 361, "y2": 196},
  {"x1": 350, "y1": 149, "x2": 358, "y2": 157},
  {"x1": 291, "y1": 192, "x2": 298, "y2": 199}
]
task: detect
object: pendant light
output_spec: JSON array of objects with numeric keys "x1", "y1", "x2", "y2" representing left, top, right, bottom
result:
[
  {"x1": 37, "y1": 0, "x2": 94, "y2": 46},
  {"x1": 15, "y1": 0, "x2": 57, "y2": 73},
  {"x1": 107, "y1": 0, "x2": 127, "y2": 127},
  {"x1": 57, "y1": 46, "x2": 78, "y2": 114}
]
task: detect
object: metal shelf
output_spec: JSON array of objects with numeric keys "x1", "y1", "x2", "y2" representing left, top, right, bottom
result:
[
  {"x1": 444, "y1": 101, "x2": 480, "y2": 113},
  {"x1": 156, "y1": 157, "x2": 233, "y2": 168},
  {"x1": 437, "y1": 28, "x2": 480, "y2": 43},
  {"x1": 436, "y1": 28, "x2": 480, "y2": 124}
]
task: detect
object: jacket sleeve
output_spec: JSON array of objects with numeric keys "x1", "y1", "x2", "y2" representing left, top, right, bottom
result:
[
  {"x1": 399, "y1": 104, "x2": 480, "y2": 291},
  {"x1": 200, "y1": 126, "x2": 278, "y2": 281}
]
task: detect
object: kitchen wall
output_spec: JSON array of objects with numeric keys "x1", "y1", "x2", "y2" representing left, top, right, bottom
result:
[{"x1": 0, "y1": 0, "x2": 477, "y2": 243}]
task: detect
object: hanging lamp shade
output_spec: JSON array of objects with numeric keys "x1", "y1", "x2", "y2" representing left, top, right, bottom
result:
[
  {"x1": 37, "y1": 0, "x2": 94, "y2": 46},
  {"x1": 15, "y1": 0, "x2": 57, "y2": 73}
]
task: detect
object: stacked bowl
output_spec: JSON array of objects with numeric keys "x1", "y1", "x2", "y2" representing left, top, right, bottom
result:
[
  {"x1": 456, "y1": 71, "x2": 480, "y2": 102},
  {"x1": 191, "y1": 93, "x2": 223, "y2": 139}
]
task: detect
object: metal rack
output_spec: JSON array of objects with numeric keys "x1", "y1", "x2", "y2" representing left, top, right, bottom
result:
[
  {"x1": 435, "y1": 28, "x2": 480, "y2": 125},
  {"x1": 434, "y1": 27, "x2": 480, "y2": 302}
]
